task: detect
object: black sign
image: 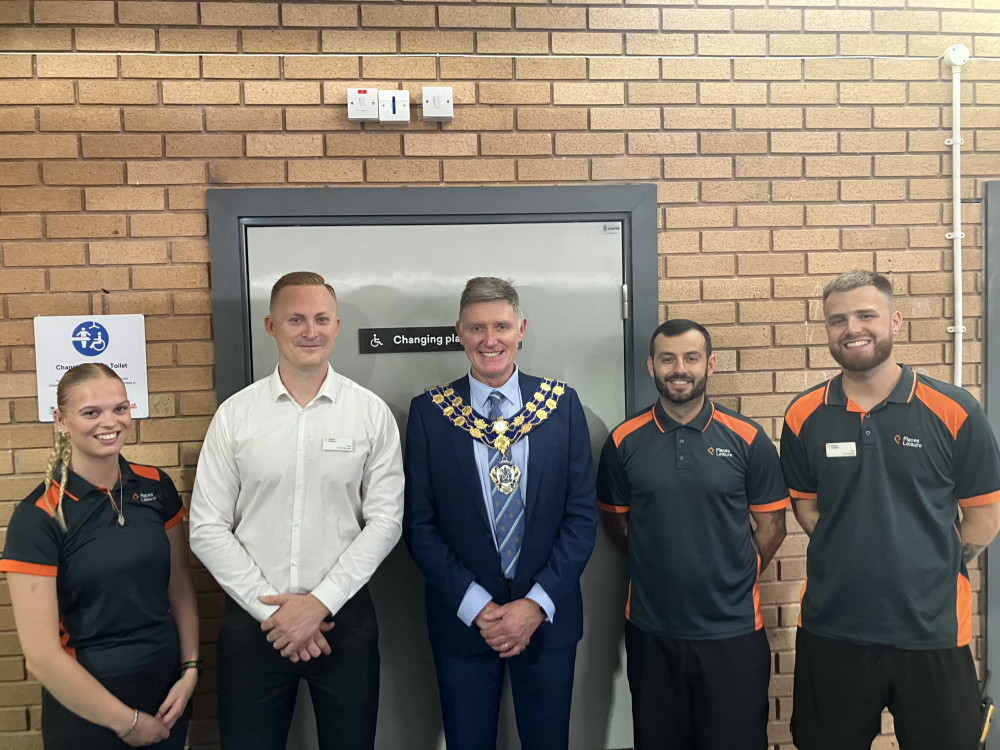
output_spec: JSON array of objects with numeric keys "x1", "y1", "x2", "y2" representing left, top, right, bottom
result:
[{"x1": 359, "y1": 327, "x2": 464, "y2": 354}]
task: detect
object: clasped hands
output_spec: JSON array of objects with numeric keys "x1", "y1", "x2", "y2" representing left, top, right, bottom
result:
[
  {"x1": 475, "y1": 599, "x2": 545, "y2": 658},
  {"x1": 259, "y1": 593, "x2": 334, "y2": 663}
]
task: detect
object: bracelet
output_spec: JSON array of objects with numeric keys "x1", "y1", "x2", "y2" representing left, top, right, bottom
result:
[
  {"x1": 117, "y1": 708, "x2": 139, "y2": 739},
  {"x1": 180, "y1": 659, "x2": 204, "y2": 676}
]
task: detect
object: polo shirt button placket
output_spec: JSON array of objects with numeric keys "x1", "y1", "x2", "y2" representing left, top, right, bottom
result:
[{"x1": 863, "y1": 413, "x2": 875, "y2": 445}]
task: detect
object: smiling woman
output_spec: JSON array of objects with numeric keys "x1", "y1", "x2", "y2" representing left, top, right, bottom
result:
[{"x1": 0, "y1": 363, "x2": 200, "y2": 750}]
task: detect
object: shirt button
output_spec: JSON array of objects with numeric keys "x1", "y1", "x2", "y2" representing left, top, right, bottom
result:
[
  {"x1": 679, "y1": 439, "x2": 685, "y2": 444},
  {"x1": 865, "y1": 430, "x2": 871, "y2": 436},
  {"x1": 679, "y1": 455, "x2": 685, "y2": 461}
]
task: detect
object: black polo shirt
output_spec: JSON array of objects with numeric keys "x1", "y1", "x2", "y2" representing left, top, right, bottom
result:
[
  {"x1": 0, "y1": 456, "x2": 186, "y2": 678},
  {"x1": 597, "y1": 398, "x2": 790, "y2": 640},
  {"x1": 780, "y1": 365, "x2": 1000, "y2": 649}
]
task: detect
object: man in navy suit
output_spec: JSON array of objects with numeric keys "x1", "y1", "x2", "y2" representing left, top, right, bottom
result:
[{"x1": 403, "y1": 276, "x2": 598, "y2": 750}]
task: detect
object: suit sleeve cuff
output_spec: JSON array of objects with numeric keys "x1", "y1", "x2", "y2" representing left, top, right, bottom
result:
[
  {"x1": 458, "y1": 582, "x2": 493, "y2": 627},
  {"x1": 526, "y1": 583, "x2": 554, "y2": 623}
]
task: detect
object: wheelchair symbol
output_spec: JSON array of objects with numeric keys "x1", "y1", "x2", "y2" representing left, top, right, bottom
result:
[
  {"x1": 71, "y1": 321, "x2": 110, "y2": 356},
  {"x1": 370, "y1": 333, "x2": 383, "y2": 348}
]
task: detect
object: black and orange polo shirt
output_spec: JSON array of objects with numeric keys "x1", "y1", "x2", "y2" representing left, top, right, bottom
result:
[
  {"x1": 0, "y1": 456, "x2": 186, "y2": 678},
  {"x1": 780, "y1": 366, "x2": 1000, "y2": 649},
  {"x1": 597, "y1": 398, "x2": 790, "y2": 640}
]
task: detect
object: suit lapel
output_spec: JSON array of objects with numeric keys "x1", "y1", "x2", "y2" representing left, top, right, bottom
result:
[
  {"x1": 448, "y1": 377, "x2": 492, "y2": 530},
  {"x1": 520, "y1": 374, "x2": 548, "y2": 525}
]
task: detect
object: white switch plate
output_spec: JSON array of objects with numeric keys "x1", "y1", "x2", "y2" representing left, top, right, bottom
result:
[
  {"x1": 347, "y1": 88, "x2": 379, "y2": 121},
  {"x1": 422, "y1": 86, "x2": 454, "y2": 121},
  {"x1": 378, "y1": 89, "x2": 410, "y2": 123}
]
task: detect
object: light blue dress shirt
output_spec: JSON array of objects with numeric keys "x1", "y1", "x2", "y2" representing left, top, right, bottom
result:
[{"x1": 456, "y1": 367, "x2": 555, "y2": 626}]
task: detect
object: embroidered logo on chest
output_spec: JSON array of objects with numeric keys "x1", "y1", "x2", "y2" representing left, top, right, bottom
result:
[
  {"x1": 707, "y1": 446, "x2": 733, "y2": 458},
  {"x1": 894, "y1": 434, "x2": 923, "y2": 449}
]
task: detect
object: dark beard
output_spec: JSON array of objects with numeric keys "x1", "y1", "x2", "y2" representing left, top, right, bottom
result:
[
  {"x1": 655, "y1": 374, "x2": 708, "y2": 405},
  {"x1": 829, "y1": 336, "x2": 893, "y2": 372}
]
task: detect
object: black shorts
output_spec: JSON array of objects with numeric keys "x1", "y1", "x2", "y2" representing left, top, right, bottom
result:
[
  {"x1": 792, "y1": 627, "x2": 982, "y2": 750},
  {"x1": 625, "y1": 622, "x2": 771, "y2": 750},
  {"x1": 41, "y1": 659, "x2": 192, "y2": 750}
]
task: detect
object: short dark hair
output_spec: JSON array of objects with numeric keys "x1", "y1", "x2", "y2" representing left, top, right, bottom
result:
[
  {"x1": 649, "y1": 319, "x2": 712, "y2": 358},
  {"x1": 823, "y1": 270, "x2": 893, "y2": 306},
  {"x1": 270, "y1": 271, "x2": 337, "y2": 311},
  {"x1": 459, "y1": 276, "x2": 522, "y2": 319}
]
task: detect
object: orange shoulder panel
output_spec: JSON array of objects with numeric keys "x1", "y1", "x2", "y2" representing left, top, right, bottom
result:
[
  {"x1": 33, "y1": 483, "x2": 61, "y2": 519},
  {"x1": 711, "y1": 410, "x2": 758, "y2": 446},
  {"x1": 612, "y1": 410, "x2": 654, "y2": 448},
  {"x1": 128, "y1": 463, "x2": 161, "y2": 481},
  {"x1": 784, "y1": 387, "x2": 826, "y2": 438},
  {"x1": 914, "y1": 382, "x2": 968, "y2": 441}
]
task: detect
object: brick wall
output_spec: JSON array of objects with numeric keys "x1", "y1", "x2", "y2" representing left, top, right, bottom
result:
[{"x1": 1, "y1": 1, "x2": 998, "y2": 748}]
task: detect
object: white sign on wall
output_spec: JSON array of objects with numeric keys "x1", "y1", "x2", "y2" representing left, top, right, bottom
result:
[{"x1": 33, "y1": 315, "x2": 149, "y2": 421}]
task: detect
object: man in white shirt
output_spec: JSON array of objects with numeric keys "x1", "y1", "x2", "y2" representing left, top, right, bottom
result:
[{"x1": 190, "y1": 271, "x2": 404, "y2": 750}]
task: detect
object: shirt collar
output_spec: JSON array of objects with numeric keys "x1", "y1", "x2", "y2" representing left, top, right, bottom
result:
[
  {"x1": 268, "y1": 363, "x2": 338, "y2": 405},
  {"x1": 469, "y1": 365, "x2": 521, "y2": 413},
  {"x1": 825, "y1": 365, "x2": 915, "y2": 408},
  {"x1": 651, "y1": 396, "x2": 714, "y2": 434}
]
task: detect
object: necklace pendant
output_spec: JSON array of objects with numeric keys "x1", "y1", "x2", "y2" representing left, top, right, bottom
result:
[
  {"x1": 490, "y1": 459, "x2": 522, "y2": 495},
  {"x1": 117, "y1": 514, "x2": 125, "y2": 527}
]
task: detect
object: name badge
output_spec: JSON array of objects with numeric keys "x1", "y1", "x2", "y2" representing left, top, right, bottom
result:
[
  {"x1": 323, "y1": 438, "x2": 353, "y2": 452},
  {"x1": 826, "y1": 442, "x2": 857, "y2": 458}
]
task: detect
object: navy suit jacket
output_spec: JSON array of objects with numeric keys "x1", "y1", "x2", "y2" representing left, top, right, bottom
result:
[{"x1": 403, "y1": 372, "x2": 598, "y2": 657}]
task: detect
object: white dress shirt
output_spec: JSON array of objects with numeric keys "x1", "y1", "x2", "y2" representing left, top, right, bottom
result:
[{"x1": 190, "y1": 364, "x2": 404, "y2": 622}]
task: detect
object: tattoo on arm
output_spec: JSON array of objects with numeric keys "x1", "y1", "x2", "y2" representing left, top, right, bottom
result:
[{"x1": 963, "y1": 542, "x2": 986, "y2": 564}]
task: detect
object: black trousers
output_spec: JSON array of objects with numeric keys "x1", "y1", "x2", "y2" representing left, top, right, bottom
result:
[
  {"x1": 41, "y1": 659, "x2": 192, "y2": 750},
  {"x1": 217, "y1": 587, "x2": 380, "y2": 750},
  {"x1": 625, "y1": 622, "x2": 771, "y2": 750},
  {"x1": 792, "y1": 627, "x2": 982, "y2": 750}
]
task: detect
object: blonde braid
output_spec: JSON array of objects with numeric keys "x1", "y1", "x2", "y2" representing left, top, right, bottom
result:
[{"x1": 42, "y1": 430, "x2": 71, "y2": 532}]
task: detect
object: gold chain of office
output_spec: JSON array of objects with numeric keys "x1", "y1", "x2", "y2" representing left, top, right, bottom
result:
[{"x1": 426, "y1": 378, "x2": 567, "y2": 456}]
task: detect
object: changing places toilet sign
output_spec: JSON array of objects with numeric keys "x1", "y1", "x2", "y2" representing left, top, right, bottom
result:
[{"x1": 34, "y1": 314, "x2": 149, "y2": 421}]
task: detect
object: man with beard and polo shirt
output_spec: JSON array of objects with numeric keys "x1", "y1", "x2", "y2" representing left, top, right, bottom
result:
[
  {"x1": 781, "y1": 269, "x2": 1000, "y2": 750},
  {"x1": 597, "y1": 318, "x2": 789, "y2": 750}
]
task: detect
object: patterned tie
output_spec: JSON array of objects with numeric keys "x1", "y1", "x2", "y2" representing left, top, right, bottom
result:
[{"x1": 488, "y1": 390, "x2": 524, "y2": 578}]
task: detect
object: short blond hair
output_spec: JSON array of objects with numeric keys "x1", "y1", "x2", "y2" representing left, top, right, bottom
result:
[
  {"x1": 270, "y1": 271, "x2": 337, "y2": 311},
  {"x1": 823, "y1": 270, "x2": 894, "y2": 306}
]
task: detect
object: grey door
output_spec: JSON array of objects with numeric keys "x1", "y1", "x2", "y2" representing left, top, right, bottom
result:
[{"x1": 244, "y1": 220, "x2": 634, "y2": 749}]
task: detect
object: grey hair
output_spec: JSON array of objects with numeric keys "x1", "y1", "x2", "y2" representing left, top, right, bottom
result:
[
  {"x1": 823, "y1": 270, "x2": 894, "y2": 306},
  {"x1": 459, "y1": 277, "x2": 523, "y2": 319}
]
